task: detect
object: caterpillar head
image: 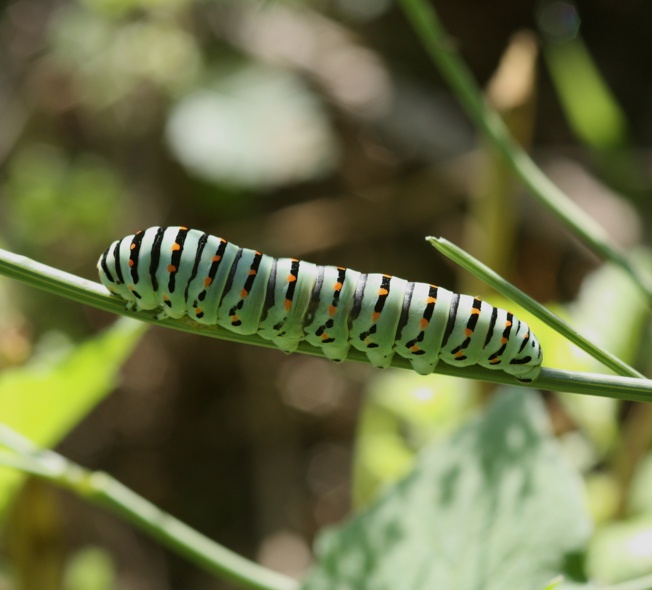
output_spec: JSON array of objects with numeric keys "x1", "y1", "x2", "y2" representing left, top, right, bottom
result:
[{"x1": 97, "y1": 237, "x2": 142, "y2": 308}]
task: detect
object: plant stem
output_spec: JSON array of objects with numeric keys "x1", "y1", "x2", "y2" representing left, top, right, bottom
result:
[
  {"x1": 428, "y1": 237, "x2": 645, "y2": 379},
  {"x1": 2, "y1": 248, "x2": 652, "y2": 401},
  {"x1": 398, "y1": 0, "x2": 652, "y2": 303},
  {"x1": 0, "y1": 426, "x2": 298, "y2": 590}
]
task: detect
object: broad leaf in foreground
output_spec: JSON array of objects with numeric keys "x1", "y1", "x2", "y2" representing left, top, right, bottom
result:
[{"x1": 303, "y1": 389, "x2": 591, "y2": 590}]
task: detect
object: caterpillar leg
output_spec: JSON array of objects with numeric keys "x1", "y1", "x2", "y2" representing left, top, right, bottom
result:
[
  {"x1": 349, "y1": 274, "x2": 407, "y2": 370},
  {"x1": 394, "y1": 283, "x2": 453, "y2": 376}
]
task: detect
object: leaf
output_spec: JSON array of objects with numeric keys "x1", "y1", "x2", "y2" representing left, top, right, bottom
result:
[
  {"x1": 302, "y1": 389, "x2": 591, "y2": 590},
  {"x1": 539, "y1": 576, "x2": 565, "y2": 590},
  {"x1": 165, "y1": 64, "x2": 339, "y2": 190},
  {"x1": 0, "y1": 318, "x2": 145, "y2": 514},
  {"x1": 353, "y1": 370, "x2": 476, "y2": 509},
  {"x1": 587, "y1": 515, "x2": 652, "y2": 584},
  {"x1": 63, "y1": 547, "x2": 116, "y2": 590}
]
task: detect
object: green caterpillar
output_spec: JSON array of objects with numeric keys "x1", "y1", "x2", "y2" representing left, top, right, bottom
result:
[{"x1": 98, "y1": 226, "x2": 542, "y2": 381}]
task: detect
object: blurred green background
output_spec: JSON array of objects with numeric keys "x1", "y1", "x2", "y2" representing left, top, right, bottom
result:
[{"x1": 1, "y1": 0, "x2": 652, "y2": 588}]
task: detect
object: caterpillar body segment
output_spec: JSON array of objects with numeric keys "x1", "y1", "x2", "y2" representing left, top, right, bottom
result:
[{"x1": 98, "y1": 226, "x2": 543, "y2": 381}]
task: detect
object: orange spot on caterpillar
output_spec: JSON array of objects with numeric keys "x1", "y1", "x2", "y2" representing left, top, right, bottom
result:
[
  {"x1": 287, "y1": 275, "x2": 297, "y2": 283},
  {"x1": 130, "y1": 243, "x2": 136, "y2": 250},
  {"x1": 378, "y1": 288, "x2": 389, "y2": 296},
  {"x1": 455, "y1": 351, "x2": 465, "y2": 358},
  {"x1": 249, "y1": 270, "x2": 257, "y2": 276},
  {"x1": 212, "y1": 255, "x2": 221, "y2": 262},
  {"x1": 372, "y1": 311, "x2": 381, "y2": 321},
  {"x1": 136, "y1": 230, "x2": 143, "y2": 235},
  {"x1": 321, "y1": 333, "x2": 331, "y2": 341},
  {"x1": 465, "y1": 328, "x2": 473, "y2": 336},
  {"x1": 284, "y1": 299, "x2": 292, "y2": 311},
  {"x1": 180, "y1": 226, "x2": 188, "y2": 230},
  {"x1": 171, "y1": 243, "x2": 181, "y2": 251},
  {"x1": 168, "y1": 264, "x2": 177, "y2": 273},
  {"x1": 241, "y1": 289, "x2": 249, "y2": 298},
  {"x1": 128, "y1": 259, "x2": 134, "y2": 267},
  {"x1": 420, "y1": 318, "x2": 429, "y2": 329},
  {"x1": 427, "y1": 297, "x2": 437, "y2": 304},
  {"x1": 231, "y1": 315, "x2": 240, "y2": 322},
  {"x1": 505, "y1": 321, "x2": 512, "y2": 327},
  {"x1": 204, "y1": 277, "x2": 213, "y2": 287},
  {"x1": 334, "y1": 282, "x2": 343, "y2": 291},
  {"x1": 410, "y1": 345, "x2": 421, "y2": 352},
  {"x1": 328, "y1": 305, "x2": 337, "y2": 316},
  {"x1": 195, "y1": 307, "x2": 202, "y2": 315},
  {"x1": 162, "y1": 294, "x2": 169, "y2": 301},
  {"x1": 471, "y1": 308, "x2": 480, "y2": 315},
  {"x1": 490, "y1": 358, "x2": 500, "y2": 364},
  {"x1": 501, "y1": 338, "x2": 508, "y2": 344}
]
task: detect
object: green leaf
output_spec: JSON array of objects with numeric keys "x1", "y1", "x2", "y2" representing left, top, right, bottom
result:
[
  {"x1": 303, "y1": 390, "x2": 591, "y2": 590},
  {"x1": 352, "y1": 370, "x2": 476, "y2": 509},
  {"x1": 0, "y1": 318, "x2": 145, "y2": 514},
  {"x1": 587, "y1": 516, "x2": 652, "y2": 584},
  {"x1": 63, "y1": 547, "x2": 116, "y2": 590},
  {"x1": 539, "y1": 576, "x2": 565, "y2": 590}
]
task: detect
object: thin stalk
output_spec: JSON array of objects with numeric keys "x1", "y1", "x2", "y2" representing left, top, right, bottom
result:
[
  {"x1": 2, "y1": 248, "x2": 652, "y2": 401},
  {"x1": 0, "y1": 425, "x2": 297, "y2": 590},
  {"x1": 398, "y1": 0, "x2": 652, "y2": 302},
  {"x1": 427, "y1": 237, "x2": 645, "y2": 379}
]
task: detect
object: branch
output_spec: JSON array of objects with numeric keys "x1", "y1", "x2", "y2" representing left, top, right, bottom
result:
[{"x1": 2, "y1": 248, "x2": 652, "y2": 402}]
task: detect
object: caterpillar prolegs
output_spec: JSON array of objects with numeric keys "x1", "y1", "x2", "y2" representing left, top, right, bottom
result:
[{"x1": 97, "y1": 226, "x2": 542, "y2": 381}]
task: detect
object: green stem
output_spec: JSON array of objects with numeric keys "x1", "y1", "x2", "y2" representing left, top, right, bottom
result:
[
  {"x1": 0, "y1": 426, "x2": 297, "y2": 590},
  {"x1": 398, "y1": 0, "x2": 652, "y2": 302},
  {"x1": 94, "y1": 476, "x2": 296, "y2": 590},
  {"x1": 3, "y1": 248, "x2": 652, "y2": 400},
  {"x1": 428, "y1": 236, "x2": 645, "y2": 379}
]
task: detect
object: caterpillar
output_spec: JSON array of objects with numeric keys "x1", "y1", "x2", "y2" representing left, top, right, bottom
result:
[{"x1": 97, "y1": 226, "x2": 542, "y2": 381}]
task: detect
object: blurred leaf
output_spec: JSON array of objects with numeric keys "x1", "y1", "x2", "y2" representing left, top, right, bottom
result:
[
  {"x1": 539, "y1": 576, "x2": 564, "y2": 590},
  {"x1": 166, "y1": 65, "x2": 339, "y2": 190},
  {"x1": 64, "y1": 547, "x2": 116, "y2": 590},
  {"x1": 51, "y1": 5, "x2": 201, "y2": 106},
  {"x1": 303, "y1": 390, "x2": 591, "y2": 590},
  {"x1": 541, "y1": 21, "x2": 647, "y2": 201},
  {"x1": 567, "y1": 252, "x2": 650, "y2": 370},
  {"x1": 0, "y1": 318, "x2": 146, "y2": 516},
  {"x1": 80, "y1": 0, "x2": 192, "y2": 17},
  {"x1": 353, "y1": 370, "x2": 476, "y2": 508},
  {"x1": 543, "y1": 38, "x2": 628, "y2": 149},
  {"x1": 588, "y1": 517, "x2": 652, "y2": 584},
  {"x1": 556, "y1": 583, "x2": 596, "y2": 590},
  {"x1": 3, "y1": 143, "x2": 124, "y2": 264},
  {"x1": 627, "y1": 451, "x2": 652, "y2": 517},
  {"x1": 559, "y1": 252, "x2": 652, "y2": 454},
  {"x1": 585, "y1": 472, "x2": 620, "y2": 525}
]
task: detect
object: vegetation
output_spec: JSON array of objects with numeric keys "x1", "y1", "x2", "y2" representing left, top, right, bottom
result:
[{"x1": 1, "y1": 0, "x2": 652, "y2": 588}]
